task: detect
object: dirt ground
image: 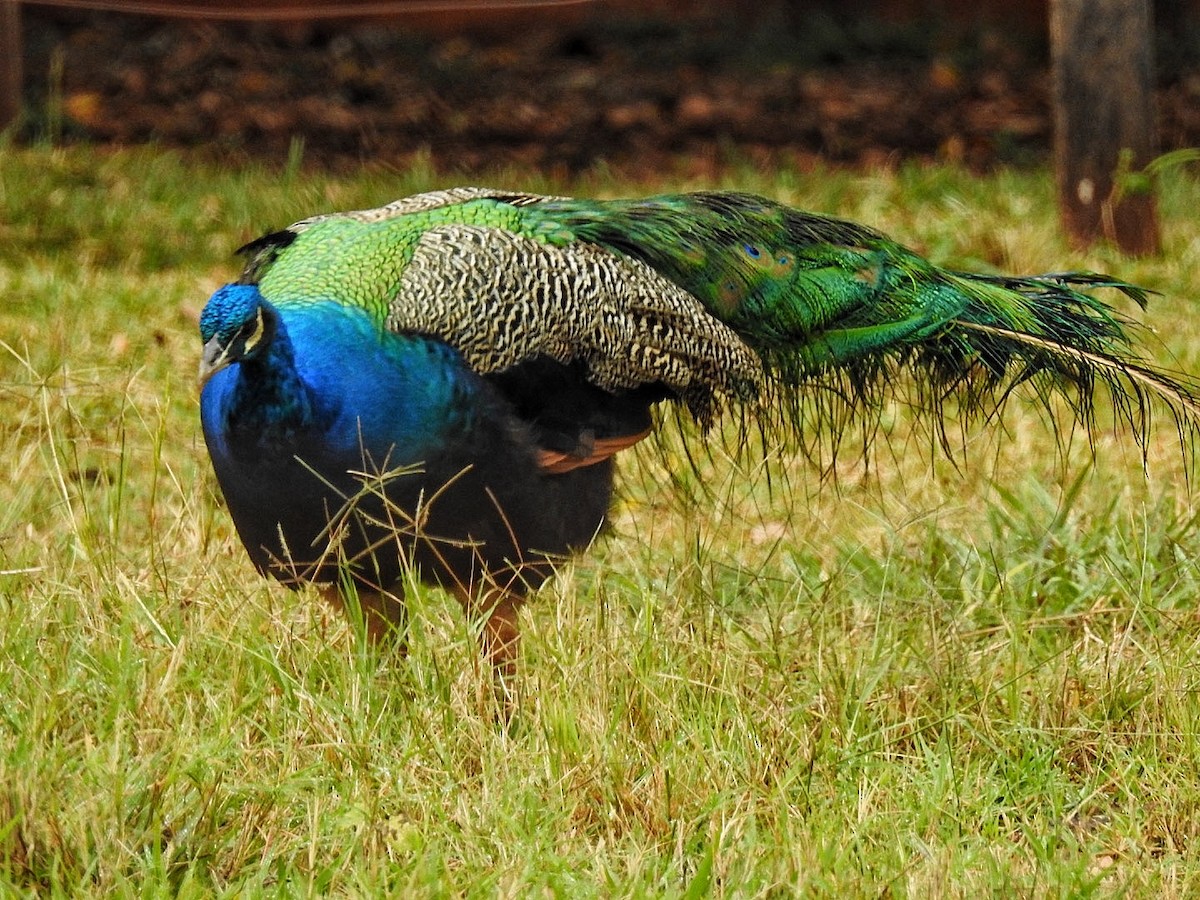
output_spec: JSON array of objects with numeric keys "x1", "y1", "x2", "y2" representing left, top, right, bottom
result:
[{"x1": 15, "y1": 5, "x2": 1200, "y2": 178}]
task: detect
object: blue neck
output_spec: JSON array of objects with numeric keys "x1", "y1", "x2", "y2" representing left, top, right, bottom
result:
[
  {"x1": 226, "y1": 318, "x2": 319, "y2": 443},
  {"x1": 202, "y1": 301, "x2": 477, "y2": 464}
]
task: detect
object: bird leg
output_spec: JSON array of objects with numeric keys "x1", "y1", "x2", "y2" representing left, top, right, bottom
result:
[
  {"x1": 319, "y1": 584, "x2": 407, "y2": 647},
  {"x1": 451, "y1": 584, "x2": 523, "y2": 711}
]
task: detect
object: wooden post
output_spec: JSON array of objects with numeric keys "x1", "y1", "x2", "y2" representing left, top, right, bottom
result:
[
  {"x1": 1050, "y1": 0, "x2": 1160, "y2": 255},
  {"x1": 0, "y1": 0, "x2": 19, "y2": 131}
]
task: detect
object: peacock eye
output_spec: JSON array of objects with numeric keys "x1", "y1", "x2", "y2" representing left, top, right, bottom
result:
[{"x1": 240, "y1": 309, "x2": 267, "y2": 355}]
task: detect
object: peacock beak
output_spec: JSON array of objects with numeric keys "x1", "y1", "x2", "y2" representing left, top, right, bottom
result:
[{"x1": 199, "y1": 336, "x2": 232, "y2": 388}]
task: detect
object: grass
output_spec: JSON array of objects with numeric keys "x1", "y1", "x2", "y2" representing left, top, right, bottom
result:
[{"x1": 2, "y1": 145, "x2": 1200, "y2": 895}]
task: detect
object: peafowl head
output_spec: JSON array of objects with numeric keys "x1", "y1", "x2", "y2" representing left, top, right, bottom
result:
[{"x1": 199, "y1": 284, "x2": 278, "y2": 386}]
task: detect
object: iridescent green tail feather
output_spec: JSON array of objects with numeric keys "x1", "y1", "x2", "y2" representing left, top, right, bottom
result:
[{"x1": 536, "y1": 191, "x2": 1198, "y2": 445}]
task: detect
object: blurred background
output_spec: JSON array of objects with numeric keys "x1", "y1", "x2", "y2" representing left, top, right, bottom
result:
[{"x1": 7, "y1": 0, "x2": 1200, "y2": 179}]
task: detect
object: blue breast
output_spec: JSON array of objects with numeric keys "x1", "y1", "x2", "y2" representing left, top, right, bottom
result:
[
  {"x1": 202, "y1": 302, "x2": 471, "y2": 460},
  {"x1": 200, "y1": 301, "x2": 481, "y2": 583}
]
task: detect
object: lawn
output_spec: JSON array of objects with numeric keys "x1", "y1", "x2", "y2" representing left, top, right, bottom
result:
[{"x1": 2, "y1": 145, "x2": 1200, "y2": 896}]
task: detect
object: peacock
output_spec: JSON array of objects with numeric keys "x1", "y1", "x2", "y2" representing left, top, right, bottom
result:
[{"x1": 198, "y1": 186, "x2": 1196, "y2": 686}]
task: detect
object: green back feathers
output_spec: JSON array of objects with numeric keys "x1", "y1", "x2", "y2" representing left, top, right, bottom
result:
[{"x1": 243, "y1": 191, "x2": 542, "y2": 320}]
